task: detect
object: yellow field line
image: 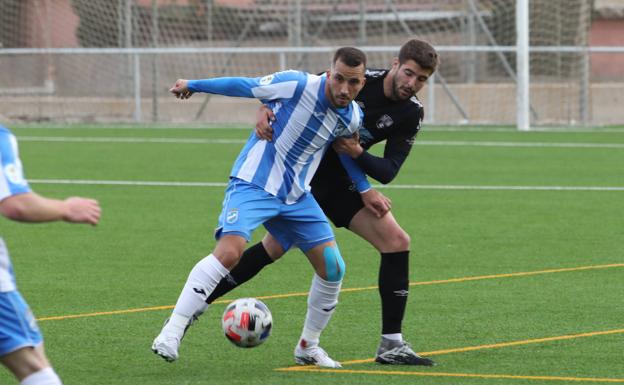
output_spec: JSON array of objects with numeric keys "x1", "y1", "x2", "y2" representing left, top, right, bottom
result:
[
  {"x1": 275, "y1": 367, "x2": 624, "y2": 383},
  {"x1": 408, "y1": 263, "x2": 624, "y2": 287},
  {"x1": 37, "y1": 305, "x2": 174, "y2": 321},
  {"x1": 277, "y1": 328, "x2": 624, "y2": 382},
  {"x1": 36, "y1": 263, "x2": 624, "y2": 322},
  {"x1": 337, "y1": 328, "x2": 624, "y2": 365}
]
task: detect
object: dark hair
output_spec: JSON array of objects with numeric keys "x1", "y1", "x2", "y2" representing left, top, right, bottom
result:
[
  {"x1": 398, "y1": 39, "x2": 439, "y2": 73},
  {"x1": 333, "y1": 47, "x2": 367, "y2": 68}
]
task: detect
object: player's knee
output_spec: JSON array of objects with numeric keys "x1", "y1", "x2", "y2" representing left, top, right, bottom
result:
[
  {"x1": 214, "y1": 237, "x2": 246, "y2": 268},
  {"x1": 380, "y1": 227, "x2": 410, "y2": 252},
  {"x1": 213, "y1": 250, "x2": 240, "y2": 269},
  {"x1": 396, "y1": 229, "x2": 411, "y2": 250},
  {"x1": 323, "y1": 245, "x2": 345, "y2": 282}
]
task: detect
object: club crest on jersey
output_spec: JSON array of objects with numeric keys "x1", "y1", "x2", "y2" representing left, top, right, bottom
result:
[
  {"x1": 376, "y1": 114, "x2": 394, "y2": 129},
  {"x1": 356, "y1": 101, "x2": 365, "y2": 109},
  {"x1": 226, "y1": 209, "x2": 239, "y2": 224}
]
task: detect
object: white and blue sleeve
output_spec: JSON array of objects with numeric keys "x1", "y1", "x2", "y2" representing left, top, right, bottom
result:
[
  {"x1": 338, "y1": 153, "x2": 371, "y2": 193},
  {"x1": 187, "y1": 70, "x2": 304, "y2": 103},
  {"x1": 0, "y1": 127, "x2": 30, "y2": 200}
]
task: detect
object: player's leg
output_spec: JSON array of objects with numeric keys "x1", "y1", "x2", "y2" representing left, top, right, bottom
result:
[
  {"x1": 294, "y1": 240, "x2": 344, "y2": 368},
  {"x1": 206, "y1": 233, "x2": 286, "y2": 304},
  {"x1": 151, "y1": 234, "x2": 245, "y2": 362},
  {"x1": 152, "y1": 180, "x2": 278, "y2": 362},
  {"x1": 1, "y1": 347, "x2": 62, "y2": 385},
  {"x1": 0, "y1": 291, "x2": 62, "y2": 384},
  {"x1": 348, "y1": 208, "x2": 434, "y2": 366},
  {"x1": 269, "y1": 194, "x2": 344, "y2": 368},
  {"x1": 349, "y1": 209, "x2": 411, "y2": 337}
]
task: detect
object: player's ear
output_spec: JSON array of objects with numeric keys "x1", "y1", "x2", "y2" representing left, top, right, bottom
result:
[{"x1": 391, "y1": 57, "x2": 400, "y2": 69}]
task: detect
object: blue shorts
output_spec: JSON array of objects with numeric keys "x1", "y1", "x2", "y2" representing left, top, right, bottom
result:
[
  {"x1": 215, "y1": 179, "x2": 334, "y2": 252},
  {"x1": 0, "y1": 291, "x2": 43, "y2": 356}
]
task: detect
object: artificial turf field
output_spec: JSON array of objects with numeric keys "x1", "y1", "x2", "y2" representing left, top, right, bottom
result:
[{"x1": 1, "y1": 125, "x2": 622, "y2": 385}]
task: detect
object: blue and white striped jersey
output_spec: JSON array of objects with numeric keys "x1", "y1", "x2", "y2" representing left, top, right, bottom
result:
[
  {"x1": 188, "y1": 70, "x2": 369, "y2": 204},
  {"x1": 0, "y1": 126, "x2": 31, "y2": 292}
]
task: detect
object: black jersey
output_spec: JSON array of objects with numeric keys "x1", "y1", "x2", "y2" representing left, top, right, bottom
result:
[{"x1": 311, "y1": 68, "x2": 423, "y2": 193}]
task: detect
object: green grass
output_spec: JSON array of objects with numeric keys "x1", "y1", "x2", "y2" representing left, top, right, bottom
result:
[{"x1": 1, "y1": 126, "x2": 623, "y2": 384}]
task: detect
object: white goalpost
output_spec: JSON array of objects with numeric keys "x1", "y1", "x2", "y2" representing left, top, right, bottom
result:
[{"x1": 516, "y1": 0, "x2": 530, "y2": 131}]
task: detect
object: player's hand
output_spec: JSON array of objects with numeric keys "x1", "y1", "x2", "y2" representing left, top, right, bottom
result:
[
  {"x1": 170, "y1": 79, "x2": 193, "y2": 99},
  {"x1": 62, "y1": 197, "x2": 101, "y2": 225},
  {"x1": 360, "y1": 189, "x2": 391, "y2": 218},
  {"x1": 332, "y1": 133, "x2": 363, "y2": 158},
  {"x1": 255, "y1": 105, "x2": 275, "y2": 141}
]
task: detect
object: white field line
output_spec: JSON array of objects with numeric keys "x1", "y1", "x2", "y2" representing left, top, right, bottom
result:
[
  {"x1": 416, "y1": 140, "x2": 624, "y2": 149},
  {"x1": 28, "y1": 179, "x2": 624, "y2": 191},
  {"x1": 426, "y1": 126, "x2": 624, "y2": 133},
  {"x1": 17, "y1": 135, "x2": 624, "y2": 149}
]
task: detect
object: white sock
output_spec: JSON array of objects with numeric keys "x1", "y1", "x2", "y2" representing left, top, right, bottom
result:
[
  {"x1": 21, "y1": 367, "x2": 62, "y2": 385},
  {"x1": 164, "y1": 254, "x2": 228, "y2": 337},
  {"x1": 299, "y1": 274, "x2": 341, "y2": 348},
  {"x1": 382, "y1": 333, "x2": 402, "y2": 342}
]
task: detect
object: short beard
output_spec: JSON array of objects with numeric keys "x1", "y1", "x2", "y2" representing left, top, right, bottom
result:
[{"x1": 391, "y1": 76, "x2": 402, "y2": 101}]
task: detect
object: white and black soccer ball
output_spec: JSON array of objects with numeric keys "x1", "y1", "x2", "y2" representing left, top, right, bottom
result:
[{"x1": 221, "y1": 297, "x2": 272, "y2": 348}]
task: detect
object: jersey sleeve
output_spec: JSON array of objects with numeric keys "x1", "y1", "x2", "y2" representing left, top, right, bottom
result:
[
  {"x1": 0, "y1": 128, "x2": 30, "y2": 201},
  {"x1": 355, "y1": 110, "x2": 422, "y2": 184},
  {"x1": 187, "y1": 70, "x2": 304, "y2": 102},
  {"x1": 335, "y1": 108, "x2": 371, "y2": 193},
  {"x1": 338, "y1": 153, "x2": 371, "y2": 193}
]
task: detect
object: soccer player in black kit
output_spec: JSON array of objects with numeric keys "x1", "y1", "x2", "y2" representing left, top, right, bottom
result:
[{"x1": 206, "y1": 39, "x2": 439, "y2": 366}]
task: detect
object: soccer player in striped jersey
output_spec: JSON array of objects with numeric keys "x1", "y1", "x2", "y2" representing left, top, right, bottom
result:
[
  {"x1": 205, "y1": 39, "x2": 440, "y2": 366},
  {"x1": 0, "y1": 125, "x2": 101, "y2": 385},
  {"x1": 152, "y1": 47, "x2": 390, "y2": 368}
]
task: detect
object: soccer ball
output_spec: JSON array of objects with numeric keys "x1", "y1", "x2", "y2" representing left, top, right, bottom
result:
[{"x1": 222, "y1": 297, "x2": 272, "y2": 348}]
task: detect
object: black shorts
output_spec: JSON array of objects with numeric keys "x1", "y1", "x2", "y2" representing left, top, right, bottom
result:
[{"x1": 310, "y1": 150, "x2": 365, "y2": 228}]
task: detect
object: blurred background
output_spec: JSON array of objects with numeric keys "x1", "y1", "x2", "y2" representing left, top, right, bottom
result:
[{"x1": 0, "y1": 0, "x2": 622, "y2": 127}]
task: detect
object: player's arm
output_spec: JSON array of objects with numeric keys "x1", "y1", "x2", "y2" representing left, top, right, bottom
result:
[
  {"x1": 0, "y1": 193, "x2": 101, "y2": 225},
  {"x1": 355, "y1": 134, "x2": 412, "y2": 184},
  {"x1": 337, "y1": 152, "x2": 371, "y2": 193},
  {"x1": 0, "y1": 128, "x2": 101, "y2": 225},
  {"x1": 338, "y1": 153, "x2": 391, "y2": 218},
  {"x1": 337, "y1": 143, "x2": 391, "y2": 218},
  {"x1": 170, "y1": 71, "x2": 302, "y2": 101},
  {"x1": 334, "y1": 124, "x2": 417, "y2": 184}
]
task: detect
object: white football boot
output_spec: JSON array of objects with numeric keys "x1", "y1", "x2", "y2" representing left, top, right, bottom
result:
[
  {"x1": 294, "y1": 340, "x2": 342, "y2": 368},
  {"x1": 151, "y1": 332, "x2": 181, "y2": 362},
  {"x1": 151, "y1": 315, "x2": 198, "y2": 362}
]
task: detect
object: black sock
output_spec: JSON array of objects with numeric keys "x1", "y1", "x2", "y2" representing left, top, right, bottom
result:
[
  {"x1": 378, "y1": 251, "x2": 409, "y2": 335},
  {"x1": 206, "y1": 242, "x2": 274, "y2": 304}
]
